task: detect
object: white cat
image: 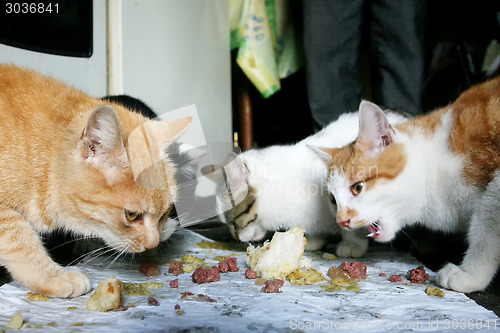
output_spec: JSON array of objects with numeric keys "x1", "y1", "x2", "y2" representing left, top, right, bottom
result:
[
  {"x1": 211, "y1": 111, "x2": 408, "y2": 254},
  {"x1": 319, "y1": 79, "x2": 499, "y2": 292}
]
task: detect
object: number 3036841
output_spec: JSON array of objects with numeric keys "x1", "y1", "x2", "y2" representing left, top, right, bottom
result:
[{"x1": 5, "y1": 3, "x2": 59, "y2": 14}]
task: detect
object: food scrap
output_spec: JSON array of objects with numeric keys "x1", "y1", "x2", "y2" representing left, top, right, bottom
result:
[
  {"x1": 245, "y1": 269, "x2": 258, "y2": 279},
  {"x1": 196, "y1": 240, "x2": 234, "y2": 250},
  {"x1": 121, "y1": 282, "x2": 163, "y2": 296},
  {"x1": 27, "y1": 292, "x2": 50, "y2": 302},
  {"x1": 169, "y1": 261, "x2": 184, "y2": 275},
  {"x1": 322, "y1": 252, "x2": 337, "y2": 260},
  {"x1": 148, "y1": 296, "x2": 160, "y2": 306},
  {"x1": 218, "y1": 260, "x2": 229, "y2": 273},
  {"x1": 389, "y1": 275, "x2": 404, "y2": 283},
  {"x1": 337, "y1": 261, "x2": 367, "y2": 281},
  {"x1": 180, "y1": 292, "x2": 217, "y2": 303},
  {"x1": 287, "y1": 267, "x2": 325, "y2": 285},
  {"x1": 247, "y1": 227, "x2": 308, "y2": 279},
  {"x1": 262, "y1": 278, "x2": 284, "y2": 293},
  {"x1": 182, "y1": 254, "x2": 204, "y2": 265},
  {"x1": 6, "y1": 312, "x2": 23, "y2": 329},
  {"x1": 86, "y1": 276, "x2": 123, "y2": 312},
  {"x1": 426, "y1": 286, "x2": 445, "y2": 297},
  {"x1": 408, "y1": 266, "x2": 430, "y2": 284},
  {"x1": 322, "y1": 265, "x2": 361, "y2": 293},
  {"x1": 139, "y1": 262, "x2": 161, "y2": 277},
  {"x1": 169, "y1": 278, "x2": 179, "y2": 288},
  {"x1": 218, "y1": 256, "x2": 240, "y2": 273},
  {"x1": 191, "y1": 266, "x2": 221, "y2": 284}
]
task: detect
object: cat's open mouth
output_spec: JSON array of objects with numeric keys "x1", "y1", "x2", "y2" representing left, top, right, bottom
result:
[{"x1": 367, "y1": 222, "x2": 381, "y2": 239}]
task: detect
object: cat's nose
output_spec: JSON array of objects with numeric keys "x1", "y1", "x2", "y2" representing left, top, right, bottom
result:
[{"x1": 338, "y1": 219, "x2": 351, "y2": 229}]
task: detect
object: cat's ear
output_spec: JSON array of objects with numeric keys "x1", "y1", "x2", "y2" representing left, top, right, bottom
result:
[
  {"x1": 79, "y1": 105, "x2": 129, "y2": 183},
  {"x1": 358, "y1": 101, "x2": 394, "y2": 152},
  {"x1": 141, "y1": 117, "x2": 193, "y2": 159},
  {"x1": 307, "y1": 145, "x2": 339, "y2": 164},
  {"x1": 127, "y1": 117, "x2": 192, "y2": 189}
]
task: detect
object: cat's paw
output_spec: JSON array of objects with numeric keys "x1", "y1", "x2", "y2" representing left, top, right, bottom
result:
[
  {"x1": 437, "y1": 263, "x2": 488, "y2": 293},
  {"x1": 336, "y1": 240, "x2": 367, "y2": 258},
  {"x1": 40, "y1": 269, "x2": 92, "y2": 298}
]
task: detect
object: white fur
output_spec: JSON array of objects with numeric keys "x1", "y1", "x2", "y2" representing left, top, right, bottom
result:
[
  {"x1": 329, "y1": 105, "x2": 499, "y2": 292},
  {"x1": 330, "y1": 109, "x2": 476, "y2": 241},
  {"x1": 218, "y1": 111, "x2": 408, "y2": 254}
]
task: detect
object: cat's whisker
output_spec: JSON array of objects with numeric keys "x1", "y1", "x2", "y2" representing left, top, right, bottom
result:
[
  {"x1": 397, "y1": 228, "x2": 418, "y2": 249},
  {"x1": 46, "y1": 235, "x2": 93, "y2": 252},
  {"x1": 74, "y1": 245, "x2": 117, "y2": 268},
  {"x1": 69, "y1": 245, "x2": 108, "y2": 266},
  {"x1": 105, "y1": 244, "x2": 131, "y2": 270},
  {"x1": 77, "y1": 249, "x2": 114, "y2": 267}
]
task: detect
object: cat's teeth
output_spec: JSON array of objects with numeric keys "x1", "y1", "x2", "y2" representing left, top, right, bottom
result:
[{"x1": 367, "y1": 232, "x2": 375, "y2": 238}]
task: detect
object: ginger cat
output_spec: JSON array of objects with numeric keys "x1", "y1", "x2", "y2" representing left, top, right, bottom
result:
[
  {"x1": 0, "y1": 65, "x2": 191, "y2": 297},
  {"x1": 318, "y1": 78, "x2": 499, "y2": 292}
]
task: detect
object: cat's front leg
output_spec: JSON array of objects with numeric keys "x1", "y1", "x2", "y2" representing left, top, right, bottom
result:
[
  {"x1": 437, "y1": 179, "x2": 500, "y2": 293},
  {"x1": 336, "y1": 229, "x2": 369, "y2": 258},
  {"x1": 0, "y1": 207, "x2": 91, "y2": 297}
]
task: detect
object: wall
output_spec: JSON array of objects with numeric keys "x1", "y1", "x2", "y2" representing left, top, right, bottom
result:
[{"x1": 118, "y1": 0, "x2": 232, "y2": 145}]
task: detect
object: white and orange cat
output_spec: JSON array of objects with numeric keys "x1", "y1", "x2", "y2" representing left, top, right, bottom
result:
[
  {"x1": 318, "y1": 79, "x2": 499, "y2": 292},
  {"x1": 212, "y1": 111, "x2": 408, "y2": 253},
  {"x1": 0, "y1": 65, "x2": 191, "y2": 297}
]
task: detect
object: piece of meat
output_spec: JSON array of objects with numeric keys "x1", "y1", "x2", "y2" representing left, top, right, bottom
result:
[
  {"x1": 180, "y1": 292, "x2": 217, "y2": 303},
  {"x1": 139, "y1": 262, "x2": 161, "y2": 277},
  {"x1": 389, "y1": 275, "x2": 404, "y2": 282},
  {"x1": 226, "y1": 257, "x2": 240, "y2": 272},
  {"x1": 408, "y1": 266, "x2": 430, "y2": 284},
  {"x1": 169, "y1": 261, "x2": 184, "y2": 275},
  {"x1": 338, "y1": 261, "x2": 367, "y2": 281},
  {"x1": 148, "y1": 296, "x2": 160, "y2": 306},
  {"x1": 169, "y1": 278, "x2": 179, "y2": 288},
  {"x1": 262, "y1": 278, "x2": 284, "y2": 293},
  {"x1": 218, "y1": 257, "x2": 239, "y2": 273},
  {"x1": 245, "y1": 269, "x2": 258, "y2": 279},
  {"x1": 191, "y1": 266, "x2": 220, "y2": 284},
  {"x1": 218, "y1": 261, "x2": 229, "y2": 273}
]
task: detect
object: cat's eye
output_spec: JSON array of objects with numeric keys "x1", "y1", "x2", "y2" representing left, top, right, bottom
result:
[
  {"x1": 351, "y1": 181, "x2": 364, "y2": 196},
  {"x1": 125, "y1": 210, "x2": 143, "y2": 222}
]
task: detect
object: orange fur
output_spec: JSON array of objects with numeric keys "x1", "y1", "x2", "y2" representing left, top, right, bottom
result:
[
  {"x1": 328, "y1": 142, "x2": 407, "y2": 191},
  {"x1": 326, "y1": 78, "x2": 499, "y2": 237},
  {"x1": 330, "y1": 78, "x2": 500, "y2": 193},
  {"x1": 0, "y1": 65, "x2": 190, "y2": 297},
  {"x1": 398, "y1": 78, "x2": 500, "y2": 188}
]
